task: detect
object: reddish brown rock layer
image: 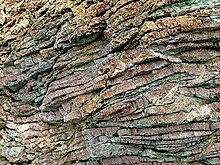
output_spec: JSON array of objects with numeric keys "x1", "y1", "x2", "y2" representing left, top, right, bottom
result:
[{"x1": 0, "y1": 0, "x2": 220, "y2": 164}]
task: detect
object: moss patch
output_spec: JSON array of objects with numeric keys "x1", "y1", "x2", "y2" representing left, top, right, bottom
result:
[{"x1": 76, "y1": 33, "x2": 101, "y2": 45}]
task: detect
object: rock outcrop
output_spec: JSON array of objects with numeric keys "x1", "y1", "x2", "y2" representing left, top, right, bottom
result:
[{"x1": 0, "y1": 0, "x2": 220, "y2": 164}]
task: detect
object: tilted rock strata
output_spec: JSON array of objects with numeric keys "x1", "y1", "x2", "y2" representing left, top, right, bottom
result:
[{"x1": 0, "y1": 0, "x2": 220, "y2": 164}]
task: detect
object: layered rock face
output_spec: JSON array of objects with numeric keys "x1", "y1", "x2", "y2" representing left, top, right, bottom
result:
[{"x1": 0, "y1": 0, "x2": 220, "y2": 164}]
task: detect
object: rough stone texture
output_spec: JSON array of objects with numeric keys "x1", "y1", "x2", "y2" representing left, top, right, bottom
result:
[{"x1": 0, "y1": 0, "x2": 220, "y2": 164}]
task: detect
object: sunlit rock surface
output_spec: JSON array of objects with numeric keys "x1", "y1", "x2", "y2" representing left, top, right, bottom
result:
[{"x1": 0, "y1": 0, "x2": 220, "y2": 164}]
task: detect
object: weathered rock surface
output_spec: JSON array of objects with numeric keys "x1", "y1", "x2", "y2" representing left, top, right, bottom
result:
[{"x1": 0, "y1": 0, "x2": 220, "y2": 164}]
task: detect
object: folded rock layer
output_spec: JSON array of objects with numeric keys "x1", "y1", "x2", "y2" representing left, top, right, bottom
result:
[{"x1": 0, "y1": 0, "x2": 220, "y2": 164}]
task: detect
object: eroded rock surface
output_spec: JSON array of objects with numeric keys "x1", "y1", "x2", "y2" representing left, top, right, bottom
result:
[{"x1": 0, "y1": 0, "x2": 220, "y2": 164}]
